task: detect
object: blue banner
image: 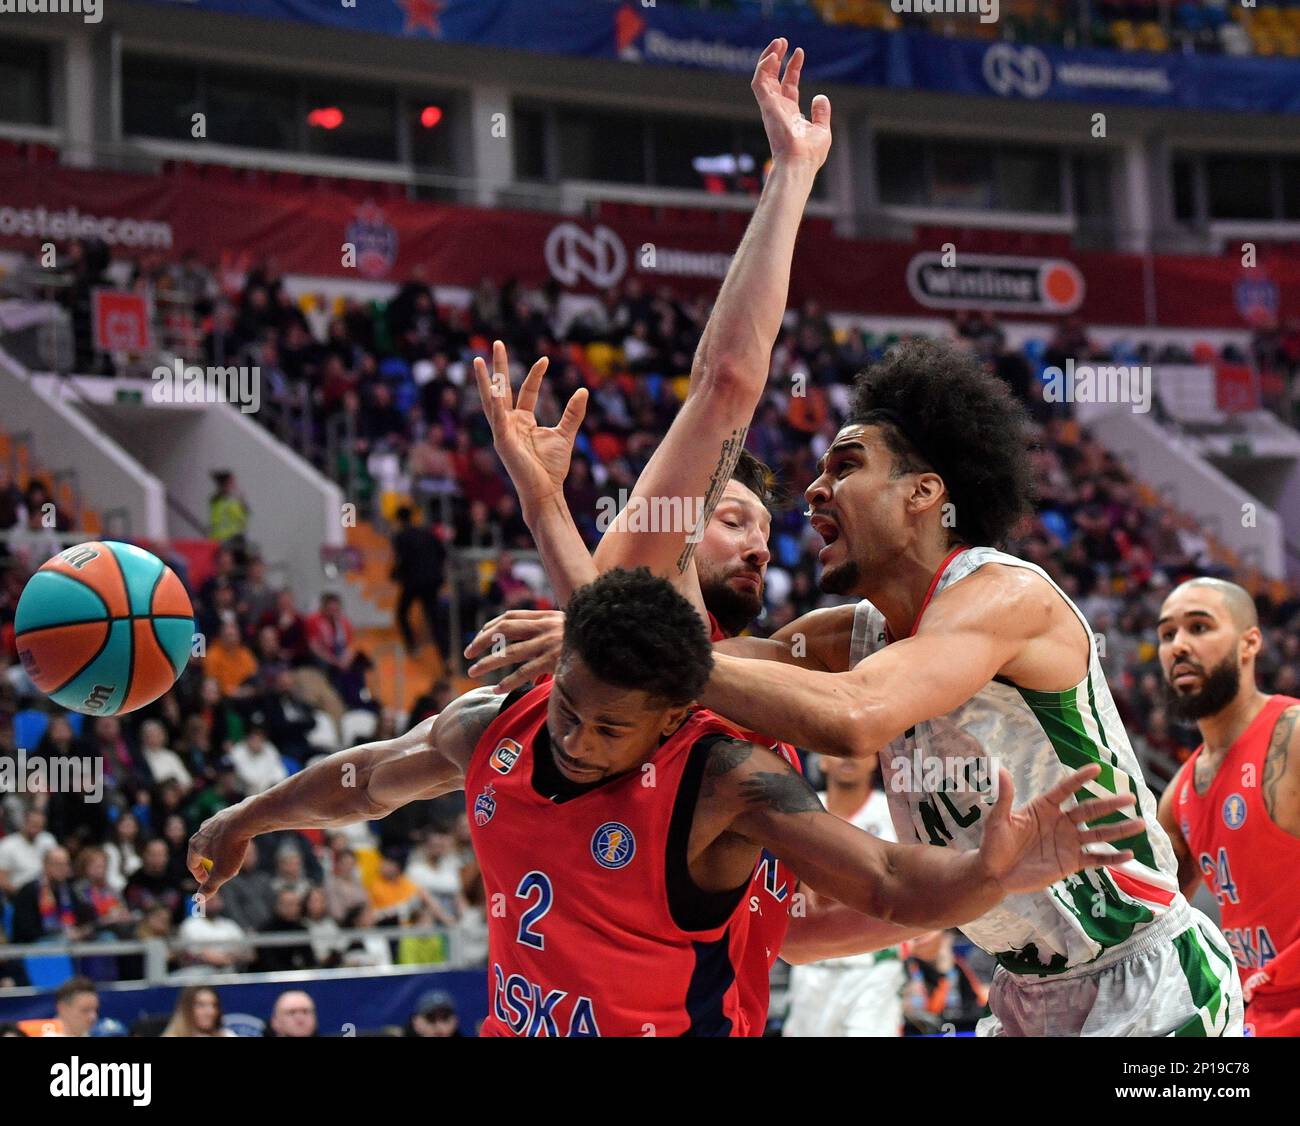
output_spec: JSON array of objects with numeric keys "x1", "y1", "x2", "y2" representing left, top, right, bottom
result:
[
  {"x1": 0, "y1": 968, "x2": 487, "y2": 1035},
  {"x1": 139, "y1": 0, "x2": 1300, "y2": 115}
]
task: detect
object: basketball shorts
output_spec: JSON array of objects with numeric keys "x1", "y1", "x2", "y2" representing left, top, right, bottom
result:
[
  {"x1": 976, "y1": 904, "x2": 1243, "y2": 1037},
  {"x1": 783, "y1": 956, "x2": 906, "y2": 1037}
]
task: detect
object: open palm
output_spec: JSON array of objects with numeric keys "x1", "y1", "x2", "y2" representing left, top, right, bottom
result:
[
  {"x1": 978, "y1": 764, "x2": 1143, "y2": 895},
  {"x1": 474, "y1": 340, "x2": 589, "y2": 506},
  {"x1": 752, "y1": 38, "x2": 832, "y2": 171}
]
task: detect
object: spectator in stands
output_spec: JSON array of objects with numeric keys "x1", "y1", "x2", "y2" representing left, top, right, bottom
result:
[
  {"x1": 405, "y1": 828, "x2": 463, "y2": 921},
  {"x1": 253, "y1": 667, "x2": 317, "y2": 765},
  {"x1": 139, "y1": 719, "x2": 193, "y2": 791},
  {"x1": 205, "y1": 621, "x2": 259, "y2": 701},
  {"x1": 270, "y1": 845, "x2": 314, "y2": 902},
  {"x1": 391, "y1": 505, "x2": 447, "y2": 656},
  {"x1": 254, "y1": 888, "x2": 318, "y2": 973},
  {"x1": 53, "y1": 977, "x2": 100, "y2": 1038},
  {"x1": 176, "y1": 890, "x2": 252, "y2": 975},
  {"x1": 266, "y1": 989, "x2": 317, "y2": 1038},
  {"x1": 366, "y1": 849, "x2": 450, "y2": 927},
  {"x1": 10, "y1": 846, "x2": 96, "y2": 944},
  {"x1": 258, "y1": 588, "x2": 310, "y2": 666},
  {"x1": 0, "y1": 807, "x2": 56, "y2": 896},
  {"x1": 228, "y1": 724, "x2": 287, "y2": 796},
  {"x1": 305, "y1": 592, "x2": 372, "y2": 709},
  {"x1": 338, "y1": 902, "x2": 393, "y2": 968},
  {"x1": 209, "y1": 470, "x2": 251, "y2": 552},
  {"x1": 103, "y1": 811, "x2": 143, "y2": 892},
  {"x1": 405, "y1": 989, "x2": 463, "y2": 1038},
  {"x1": 195, "y1": 676, "x2": 244, "y2": 758},
  {"x1": 219, "y1": 841, "x2": 276, "y2": 934},
  {"x1": 323, "y1": 845, "x2": 369, "y2": 923},
  {"x1": 303, "y1": 886, "x2": 346, "y2": 967},
  {"x1": 124, "y1": 838, "x2": 187, "y2": 924},
  {"x1": 162, "y1": 985, "x2": 236, "y2": 1037},
  {"x1": 72, "y1": 846, "x2": 130, "y2": 936}
]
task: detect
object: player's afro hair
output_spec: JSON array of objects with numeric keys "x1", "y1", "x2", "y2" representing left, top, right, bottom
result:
[
  {"x1": 563, "y1": 567, "x2": 713, "y2": 707},
  {"x1": 848, "y1": 338, "x2": 1036, "y2": 547}
]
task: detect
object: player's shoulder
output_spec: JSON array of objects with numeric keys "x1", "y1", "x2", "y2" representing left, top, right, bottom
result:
[
  {"x1": 434, "y1": 683, "x2": 535, "y2": 762},
  {"x1": 927, "y1": 559, "x2": 1059, "y2": 632},
  {"x1": 697, "y1": 732, "x2": 820, "y2": 813}
]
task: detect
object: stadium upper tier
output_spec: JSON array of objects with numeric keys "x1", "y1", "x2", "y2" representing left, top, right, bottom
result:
[{"x1": 673, "y1": 0, "x2": 1300, "y2": 57}]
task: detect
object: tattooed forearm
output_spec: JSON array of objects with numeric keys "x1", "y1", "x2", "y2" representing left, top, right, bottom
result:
[
  {"x1": 1262, "y1": 706, "x2": 1299, "y2": 819},
  {"x1": 739, "y1": 770, "x2": 824, "y2": 815},
  {"x1": 677, "y1": 427, "x2": 749, "y2": 575}
]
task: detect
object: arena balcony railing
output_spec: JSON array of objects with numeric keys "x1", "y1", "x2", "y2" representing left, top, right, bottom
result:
[{"x1": 0, "y1": 925, "x2": 477, "y2": 991}]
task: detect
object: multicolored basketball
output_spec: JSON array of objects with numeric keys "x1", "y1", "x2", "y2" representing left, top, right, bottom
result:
[{"x1": 14, "y1": 541, "x2": 194, "y2": 717}]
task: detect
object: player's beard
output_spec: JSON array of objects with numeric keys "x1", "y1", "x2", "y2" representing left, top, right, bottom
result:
[
  {"x1": 699, "y1": 568, "x2": 763, "y2": 637},
  {"x1": 1164, "y1": 655, "x2": 1241, "y2": 722}
]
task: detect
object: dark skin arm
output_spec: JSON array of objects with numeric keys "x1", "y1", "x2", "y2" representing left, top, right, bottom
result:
[
  {"x1": 1156, "y1": 763, "x2": 1203, "y2": 901},
  {"x1": 686, "y1": 738, "x2": 1143, "y2": 930},
  {"x1": 187, "y1": 687, "x2": 503, "y2": 897}
]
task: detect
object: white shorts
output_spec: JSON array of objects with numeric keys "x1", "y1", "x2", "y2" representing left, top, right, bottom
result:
[
  {"x1": 977, "y1": 904, "x2": 1244, "y2": 1037},
  {"x1": 783, "y1": 957, "x2": 907, "y2": 1038}
]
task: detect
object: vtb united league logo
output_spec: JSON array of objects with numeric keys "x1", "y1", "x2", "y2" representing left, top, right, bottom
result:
[
  {"x1": 1222, "y1": 793, "x2": 1247, "y2": 830},
  {"x1": 474, "y1": 783, "x2": 498, "y2": 827},
  {"x1": 591, "y1": 822, "x2": 636, "y2": 870},
  {"x1": 345, "y1": 201, "x2": 399, "y2": 280},
  {"x1": 490, "y1": 739, "x2": 522, "y2": 775}
]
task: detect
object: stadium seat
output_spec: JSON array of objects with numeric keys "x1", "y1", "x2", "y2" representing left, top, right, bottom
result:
[
  {"x1": 13, "y1": 709, "x2": 49, "y2": 751},
  {"x1": 24, "y1": 952, "x2": 75, "y2": 989}
]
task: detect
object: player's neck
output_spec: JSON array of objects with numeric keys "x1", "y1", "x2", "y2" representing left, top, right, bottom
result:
[
  {"x1": 825, "y1": 779, "x2": 872, "y2": 819},
  {"x1": 1197, "y1": 686, "x2": 1271, "y2": 757},
  {"x1": 864, "y1": 540, "x2": 964, "y2": 641}
]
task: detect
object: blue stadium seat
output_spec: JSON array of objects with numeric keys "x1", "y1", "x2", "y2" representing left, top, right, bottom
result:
[
  {"x1": 24, "y1": 952, "x2": 75, "y2": 989},
  {"x1": 13, "y1": 710, "x2": 49, "y2": 751}
]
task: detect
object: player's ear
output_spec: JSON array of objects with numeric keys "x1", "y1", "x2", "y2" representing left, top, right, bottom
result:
[
  {"x1": 660, "y1": 704, "x2": 694, "y2": 738},
  {"x1": 909, "y1": 471, "x2": 946, "y2": 517},
  {"x1": 1240, "y1": 626, "x2": 1263, "y2": 664}
]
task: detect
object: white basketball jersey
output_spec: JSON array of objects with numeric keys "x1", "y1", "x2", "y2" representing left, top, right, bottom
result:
[{"x1": 849, "y1": 545, "x2": 1183, "y2": 975}]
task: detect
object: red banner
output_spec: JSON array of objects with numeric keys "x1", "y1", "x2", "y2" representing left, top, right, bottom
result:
[
  {"x1": 92, "y1": 289, "x2": 153, "y2": 353},
  {"x1": 0, "y1": 158, "x2": 1294, "y2": 329}
]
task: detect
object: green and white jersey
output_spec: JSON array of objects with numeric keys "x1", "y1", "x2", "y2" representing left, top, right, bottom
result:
[{"x1": 849, "y1": 545, "x2": 1183, "y2": 976}]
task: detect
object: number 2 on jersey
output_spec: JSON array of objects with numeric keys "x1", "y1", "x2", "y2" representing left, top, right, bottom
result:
[{"x1": 515, "y1": 870, "x2": 553, "y2": 949}]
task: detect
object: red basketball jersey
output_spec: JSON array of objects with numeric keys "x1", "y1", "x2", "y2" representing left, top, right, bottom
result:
[
  {"x1": 707, "y1": 611, "x2": 802, "y2": 1035},
  {"x1": 1174, "y1": 693, "x2": 1300, "y2": 1029},
  {"x1": 467, "y1": 681, "x2": 762, "y2": 1037}
]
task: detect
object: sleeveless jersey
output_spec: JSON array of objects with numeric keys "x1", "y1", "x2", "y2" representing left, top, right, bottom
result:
[
  {"x1": 707, "y1": 610, "x2": 801, "y2": 1032},
  {"x1": 849, "y1": 545, "x2": 1183, "y2": 975},
  {"x1": 1173, "y1": 694, "x2": 1300, "y2": 1011},
  {"x1": 467, "y1": 681, "x2": 758, "y2": 1036}
]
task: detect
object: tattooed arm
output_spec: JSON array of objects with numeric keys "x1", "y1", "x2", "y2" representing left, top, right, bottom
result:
[
  {"x1": 692, "y1": 740, "x2": 1144, "y2": 929},
  {"x1": 591, "y1": 43, "x2": 829, "y2": 617},
  {"x1": 1262, "y1": 704, "x2": 1300, "y2": 838},
  {"x1": 187, "y1": 687, "x2": 504, "y2": 896}
]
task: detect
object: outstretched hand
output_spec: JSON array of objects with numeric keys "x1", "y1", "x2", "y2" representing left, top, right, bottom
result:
[
  {"x1": 752, "y1": 38, "x2": 832, "y2": 172},
  {"x1": 474, "y1": 340, "x2": 589, "y2": 509},
  {"x1": 978, "y1": 763, "x2": 1144, "y2": 895}
]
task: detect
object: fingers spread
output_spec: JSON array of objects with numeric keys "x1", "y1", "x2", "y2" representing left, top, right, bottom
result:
[
  {"x1": 559, "y1": 387, "x2": 589, "y2": 441},
  {"x1": 517, "y1": 356, "x2": 548, "y2": 415},
  {"x1": 782, "y1": 46, "x2": 804, "y2": 100}
]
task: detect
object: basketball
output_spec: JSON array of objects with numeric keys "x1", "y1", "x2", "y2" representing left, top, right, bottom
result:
[{"x1": 12, "y1": 541, "x2": 193, "y2": 717}]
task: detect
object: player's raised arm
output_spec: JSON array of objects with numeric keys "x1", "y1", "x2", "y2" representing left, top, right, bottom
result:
[
  {"x1": 591, "y1": 39, "x2": 830, "y2": 611},
  {"x1": 708, "y1": 745, "x2": 1142, "y2": 930},
  {"x1": 186, "y1": 686, "x2": 503, "y2": 896}
]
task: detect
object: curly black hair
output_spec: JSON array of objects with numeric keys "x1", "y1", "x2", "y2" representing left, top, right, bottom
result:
[
  {"x1": 848, "y1": 338, "x2": 1036, "y2": 547},
  {"x1": 563, "y1": 567, "x2": 713, "y2": 707}
]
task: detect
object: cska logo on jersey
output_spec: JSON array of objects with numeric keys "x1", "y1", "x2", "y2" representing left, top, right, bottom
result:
[
  {"x1": 490, "y1": 739, "x2": 522, "y2": 775},
  {"x1": 474, "y1": 783, "x2": 498, "y2": 827}
]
